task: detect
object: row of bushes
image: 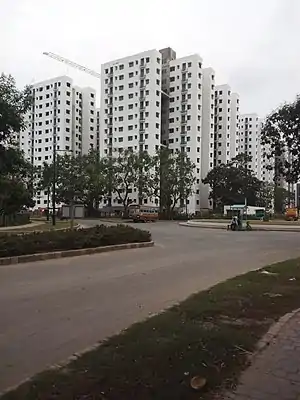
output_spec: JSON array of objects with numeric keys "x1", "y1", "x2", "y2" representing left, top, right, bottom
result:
[{"x1": 0, "y1": 224, "x2": 151, "y2": 258}]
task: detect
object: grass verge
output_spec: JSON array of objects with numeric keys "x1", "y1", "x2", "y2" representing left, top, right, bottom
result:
[
  {"x1": 2, "y1": 258, "x2": 300, "y2": 400},
  {"x1": 0, "y1": 221, "x2": 73, "y2": 235}
]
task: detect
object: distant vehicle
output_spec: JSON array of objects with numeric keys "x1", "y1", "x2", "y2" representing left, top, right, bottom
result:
[
  {"x1": 128, "y1": 205, "x2": 159, "y2": 222},
  {"x1": 285, "y1": 207, "x2": 298, "y2": 221}
]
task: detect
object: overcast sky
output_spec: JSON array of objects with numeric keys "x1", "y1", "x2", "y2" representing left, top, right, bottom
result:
[{"x1": 1, "y1": 0, "x2": 299, "y2": 116}]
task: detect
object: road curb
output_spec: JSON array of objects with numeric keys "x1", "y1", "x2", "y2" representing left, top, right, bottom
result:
[
  {"x1": 179, "y1": 222, "x2": 300, "y2": 232},
  {"x1": 252, "y1": 308, "x2": 300, "y2": 359},
  {"x1": 0, "y1": 241, "x2": 154, "y2": 266}
]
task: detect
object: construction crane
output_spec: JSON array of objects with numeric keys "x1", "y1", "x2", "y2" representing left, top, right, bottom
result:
[{"x1": 43, "y1": 52, "x2": 101, "y2": 78}]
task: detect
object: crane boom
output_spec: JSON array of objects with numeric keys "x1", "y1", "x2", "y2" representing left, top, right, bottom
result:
[{"x1": 43, "y1": 52, "x2": 101, "y2": 79}]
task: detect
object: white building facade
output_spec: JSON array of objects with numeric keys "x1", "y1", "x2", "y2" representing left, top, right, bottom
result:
[
  {"x1": 166, "y1": 53, "x2": 203, "y2": 213},
  {"x1": 200, "y1": 67, "x2": 215, "y2": 209},
  {"x1": 100, "y1": 49, "x2": 162, "y2": 206},
  {"x1": 238, "y1": 113, "x2": 262, "y2": 179},
  {"x1": 19, "y1": 76, "x2": 96, "y2": 208}
]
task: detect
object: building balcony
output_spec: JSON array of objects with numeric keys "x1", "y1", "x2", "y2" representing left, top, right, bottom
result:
[
  {"x1": 139, "y1": 128, "x2": 145, "y2": 133},
  {"x1": 182, "y1": 78, "x2": 188, "y2": 84},
  {"x1": 139, "y1": 96, "x2": 145, "y2": 102},
  {"x1": 108, "y1": 70, "x2": 113, "y2": 77},
  {"x1": 140, "y1": 64, "x2": 146, "y2": 69},
  {"x1": 140, "y1": 105, "x2": 146, "y2": 111},
  {"x1": 181, "y1": 88, "x2": 188, "y2": 94},
  {"x1": 181, "y1": 109, "x2": 187, "y2": 115},
  {"x1": 180, "y1": 131, "x2": 187, "y2": 135},
  {"x1": 182, "y1": 98, "x2": 188, "y2": 104},
  {"x1": 181, "y1": 120, "x2": 187, "y2": 125},
  {"x1": 108, "y1": 81, "x2": 113, "y2": 87},
  {"x1": 108, "y1": 92, "x2": 113, "y2": 98},
  {"x1": 139, "y1": 117, "x2": 145, "y2": 122}
]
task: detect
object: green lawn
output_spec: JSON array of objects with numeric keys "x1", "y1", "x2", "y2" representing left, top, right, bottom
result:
[
  {"x1": 0, "y1": 220, "x2": 73, "y2": 235},
  {"x1": 3, "y1": 258, "x2": 300, "y2": 399}
]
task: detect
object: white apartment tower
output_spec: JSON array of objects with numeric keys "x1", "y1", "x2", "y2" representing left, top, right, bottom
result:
[
  {"x1": 100, "y1": 49, "x2": 162, "y2": 157},
  {"x1": 214, "y1": 85, "x2": 240, "y2": 166},
  {"x1": 19, "y1": 76, "x2": 96, "y2": 208},
  {"x1": 100, "y1": 50, "x2": 162, "y2": 206},
  {"x1": 166, "y1": 54, "x2": 203, "y2": 213},
  {"x1": 230, "y1": 93, "x2": 240, "y2": 159},
  {"x1": 200, "y1": 68, "x2": 215, "y2": 209},
  {"x1": 238, "y1": 113, "x2": 262, "y2": 179}
]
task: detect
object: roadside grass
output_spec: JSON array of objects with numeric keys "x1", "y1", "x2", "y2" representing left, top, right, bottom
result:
[
  {"x1": 2, "y1": 258, "x2": 300, "y2": 400},
  {"x1": 0, "y1": 220, "x2": 72, "y2": 235}
]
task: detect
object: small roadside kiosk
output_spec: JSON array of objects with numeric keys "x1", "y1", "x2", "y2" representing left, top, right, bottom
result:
[{"x1": 224, "y1": 204, "x2": 265, "y2": 230}]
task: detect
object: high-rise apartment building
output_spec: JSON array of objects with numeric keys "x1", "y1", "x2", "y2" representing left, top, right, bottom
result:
[
  {"x1": 214, "y1": 84, "x2": 232, "y2": 165},
  {"x1": 230, "y1": 93, "x2": 240, "y2": 159},
  {"x1": 18, "y1": 75, "x2": 96, "y2": 208},
  {"x1": 214, "y1": 84, "x2": 240, "y2": 166},
  {"x1": 165, "y1": 53, "x2": 203, "y2": 213},
  {"x1": 238, "y1": 113, "x2": 262, "y2": 179},
  {"x1": 96, "y1": 108, "x2": 100, "y2": 152},
  {"x1": 200, "y1": 68, "x2": 215, "y2": 209},
  {"x1": 99, "y1": 49, "x2": 162, "y2": 206},
  {"x1": 100, "y1": 49, "x2": 162, "y2": 158}
]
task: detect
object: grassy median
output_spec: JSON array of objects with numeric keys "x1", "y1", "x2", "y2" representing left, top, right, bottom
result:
[
  {"x1": 0, "y1": 225, "x2": 151, "y2": 258},
  {"x1": 2, "y1": 258, "x2": 300, "y2": 400}
]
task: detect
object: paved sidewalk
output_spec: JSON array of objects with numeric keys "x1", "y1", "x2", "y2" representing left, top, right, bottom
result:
[
  {"x1": 182, "y1": 221, "x2": 300, "y2": 232},
  {"x1": 227, "y1": 310, "x2": 300, "y2": 399}
]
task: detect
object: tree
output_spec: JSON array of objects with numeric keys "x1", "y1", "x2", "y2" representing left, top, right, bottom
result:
[
  {"x1": 109, "y1": 149, "x2": 144, "y2": 216},
  {"x1": 80, "y1": 150, "x2": 109, "y2": 215},
  {"x1": 0, "y1": 73, "x2": 32, "y2": 145},
  {"x1": 203, "y1": 154, "x2": 262, "y2": 210},
  {"x1": 158, "y1": 149, "x2": 196, "y2": 219},
  {"x1": 256, "y1": 182, "x2": 274, "y2": 211},
  {"x1": 0, "y1": 74, "x2": 34, "y2": 220},
  {"x1": 260, "y1": 96, "x2": 300, "y2": 184},
  {"x1": 274, "y1": 186, "x2": 290, "y2": 213}
]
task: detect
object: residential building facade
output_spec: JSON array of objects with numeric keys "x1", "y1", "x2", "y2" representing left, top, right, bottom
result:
[
  {"x1": 165, "y1": 53, "x2": 203, "y2": 213},
  {"x1": 214, "y1": 84, "x2": 233, "y2": 166},
  {"x1": 238, "y1": 113, "x2": 262, "y2": 179},
  {"x1": 200, "y1": 67, "x2": 215, "y2": 209},
  {"x1": 99, "y1": 49, "x2": 163, "y2": 206},
  {"x1": 18, "y1": 75, "x2": 96, "y2": 208}
]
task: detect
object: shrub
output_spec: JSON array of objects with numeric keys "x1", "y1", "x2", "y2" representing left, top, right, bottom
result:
[{"x1": 0, "y1": 224, "x2": 151, "y2": 258}]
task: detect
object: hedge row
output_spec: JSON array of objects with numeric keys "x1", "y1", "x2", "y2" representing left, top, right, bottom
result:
[{"x1": 0, "y1": 225, "x2": 151, "y2": 258}]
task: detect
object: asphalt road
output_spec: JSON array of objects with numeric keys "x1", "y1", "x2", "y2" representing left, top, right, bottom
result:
[{"x1": 1, "y1": 221, "x2": 300, "y2": 393}]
